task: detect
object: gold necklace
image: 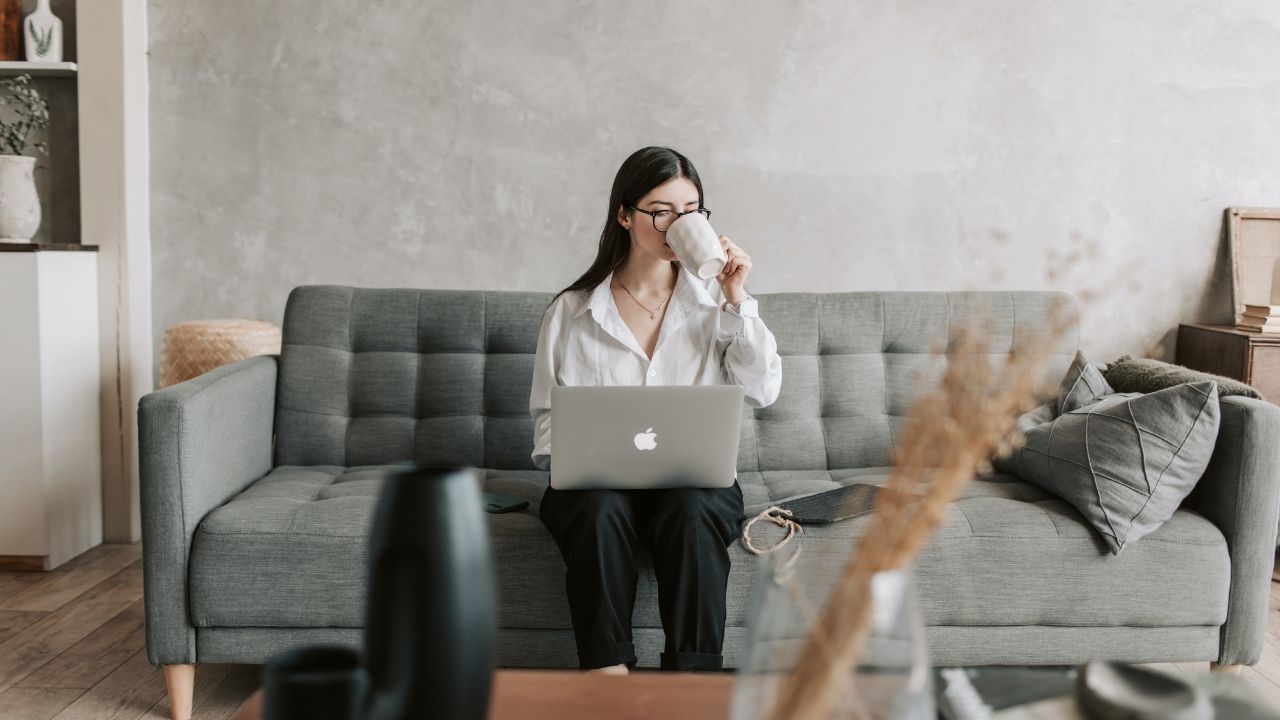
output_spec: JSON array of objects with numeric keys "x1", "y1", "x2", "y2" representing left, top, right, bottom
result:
[{"x1": 618, "y1": 282, "x2": 674, "y2": 319}]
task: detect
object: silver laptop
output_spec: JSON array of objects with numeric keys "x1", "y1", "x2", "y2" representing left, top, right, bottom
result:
[{"x1": 549, "y1": 385, "x2": 744, "y2": 490}]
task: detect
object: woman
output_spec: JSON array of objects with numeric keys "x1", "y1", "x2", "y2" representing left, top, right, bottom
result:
[{"x1": 528, "y1": 146, "x2": 783, "y2": 674}]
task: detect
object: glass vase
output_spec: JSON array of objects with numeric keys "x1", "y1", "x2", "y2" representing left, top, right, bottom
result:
[{"x1": 732, "y1": 545, "x2": 933, "y2": 720}]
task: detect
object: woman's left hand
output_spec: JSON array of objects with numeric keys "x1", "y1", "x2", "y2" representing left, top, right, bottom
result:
[{"x1": 717, "y1": 235, "x2": 752, "y2": 305}]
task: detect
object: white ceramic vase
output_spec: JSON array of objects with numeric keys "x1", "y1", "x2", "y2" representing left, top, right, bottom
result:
[
  {"x1": 23, "y1": 0, "x2": 61, "y2": 63},
  {"x1": 0, "y1": 155, "x2": 41, "y2": 242}
]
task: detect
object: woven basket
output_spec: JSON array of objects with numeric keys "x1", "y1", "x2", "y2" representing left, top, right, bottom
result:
[{"x1": 159, "y1": 319, "x2": 282, "y2": 388}]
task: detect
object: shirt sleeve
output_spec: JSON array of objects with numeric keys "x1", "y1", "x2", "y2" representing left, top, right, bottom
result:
[
  {"x1": 717, "y1": 296, "x2": 783, "y2": 408},
  {"x1": 529, "y1": 299, "x2": 565, "y2": 471}
]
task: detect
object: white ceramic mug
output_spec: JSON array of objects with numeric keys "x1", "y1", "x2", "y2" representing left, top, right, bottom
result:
[{"x1": 666, "y1": 212, "x2": 727, "y2": 280}]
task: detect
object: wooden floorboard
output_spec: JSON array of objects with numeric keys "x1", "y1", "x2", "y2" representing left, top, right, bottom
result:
[
  {"x1": 195, "y1": 665, "x2": 262, "y2": 720},
  {"x1": 51, "y1": 648, "x2": 167, "y2": 720},
  {"x1": 0, "y1": 562, "x2": 143, "y2": 692},
  {"x1": 0, "y1": 544, "x2": 141, "y2": 613},
  {"x1": 2, "y1": 541, "x2": 1280, "y2": 718},
  {"x1": 0, "y1": 571, "x2": 45, "y2": 604},
  {"x1": 0, "y1": 610, "x2": 47, "y2": 644},
  {"x1": 18, "y1": 598, "x2": 145, "y2": 691},
  {"x1": 0, "y1": 687, "x2": 84, "y2": 720}
]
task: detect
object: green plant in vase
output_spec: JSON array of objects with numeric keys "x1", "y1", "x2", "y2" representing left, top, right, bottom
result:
[
  {"x1": 28, "y1": 22, "x2": 52, "y2": 57},
  {"x1": 0, "y1": 74, "x2": 49, "y2": 155},
  {"x1": 0, "y1": 73, "x2": 48, "y2": 243}
]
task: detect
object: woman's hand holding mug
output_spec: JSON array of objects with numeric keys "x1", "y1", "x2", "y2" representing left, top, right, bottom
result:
[
  {"x1": 665, "y1": 212, "x2": 752, "y2": 305},
  {"x1": 717, "y1": 235, "x2": 752, "y2": 306}
]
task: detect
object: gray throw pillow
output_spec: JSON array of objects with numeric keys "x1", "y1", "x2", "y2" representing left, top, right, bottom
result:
[
  {"x1": 1058, "y1": 350, "x2": 1116, "y2": 414},
  {"x1": 996, "y1": 351, "x2": 1221, "y2": 554},
  {"x1": 1014, "y1": 401, "x2": 1056, "y2": 433},
  {"x1": 1007, "y1": 350, "x2": 1114, "y2": 433},
  {"x1": 1103, "y1": 354, "x2": 1263, "y2": 400}
]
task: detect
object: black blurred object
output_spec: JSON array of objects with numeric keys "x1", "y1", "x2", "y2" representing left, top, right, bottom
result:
[
  {"x1": 936, "y1": 665, "x2": 1077, "y2": 714},
  {"x1": 363, "y1": 466, "x2": 497, "y2": 720},
  {"x1": 1077, "y1": 662, "x2": 1210, "y2": 720},
  {"x1": 937, "y1": 663, "x2": 1280, "y2": 720},
  {"x1": 263, "y1": 466, "x2": 497, "y2": 720},
  {"x1": 263, "y1": 645, "x2": 366, "y2": 720},
  {"x1": 483, "y1": 491, "x2": 530, "y2": 514}
]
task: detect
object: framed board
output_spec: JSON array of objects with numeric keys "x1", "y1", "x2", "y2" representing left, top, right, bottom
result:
[{"x1": 1227, "y1": 207, "x2": 1280, "y2": 322}]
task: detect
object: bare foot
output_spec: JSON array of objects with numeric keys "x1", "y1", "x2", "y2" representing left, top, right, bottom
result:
[{"x1": 588, "y1": 663, "x2": 629, "y2": 675}]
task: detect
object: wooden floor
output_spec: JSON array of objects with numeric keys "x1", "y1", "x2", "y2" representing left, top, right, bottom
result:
[
  {"x1": 0, "y1": 544, "x2": 257, "y2": 720},
  {"x1": 1, "y1": 543, "x2": 1280, "y2": 719}
]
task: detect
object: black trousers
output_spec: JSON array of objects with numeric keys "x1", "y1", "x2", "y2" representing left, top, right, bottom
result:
[{"x1": 539, "y1": 481, "x2": 744, "y2": 671}]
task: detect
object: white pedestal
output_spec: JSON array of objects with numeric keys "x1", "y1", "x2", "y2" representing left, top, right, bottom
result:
[{"x1": 0, "y1": 248, "x2": 102, "y2": 570}]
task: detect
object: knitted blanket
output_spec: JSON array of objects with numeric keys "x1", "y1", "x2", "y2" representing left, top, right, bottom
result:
[{"x1": 1102, "y1": 354, "x2": 1263, "y2": 400}]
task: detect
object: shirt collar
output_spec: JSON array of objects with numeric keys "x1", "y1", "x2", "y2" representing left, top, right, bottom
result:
[
  {"x1": 574, "y1": 273, "x2": 611, "y2": 320},
  {"x1": 573, "y1": 264, "x2": 719, "y2": 320}
]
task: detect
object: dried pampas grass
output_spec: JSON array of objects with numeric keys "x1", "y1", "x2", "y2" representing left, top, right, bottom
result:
[{"x1": 762, "y1": 298, "x2": 1074, "y2": 720}]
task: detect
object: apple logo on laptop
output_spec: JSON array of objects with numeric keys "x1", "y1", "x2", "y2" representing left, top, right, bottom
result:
[{"x1": 634, "y1": 427, "x2": 657, "y2": 451}]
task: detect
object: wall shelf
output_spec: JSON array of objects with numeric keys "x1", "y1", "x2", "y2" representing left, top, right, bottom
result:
[{"x1": 0, "y1": 61, "x2": 77, "y2": 77}]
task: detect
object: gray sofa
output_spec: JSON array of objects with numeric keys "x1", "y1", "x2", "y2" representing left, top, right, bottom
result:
[{"x1": 140, "y1": 286, "x2": 1280, "y2": 679}]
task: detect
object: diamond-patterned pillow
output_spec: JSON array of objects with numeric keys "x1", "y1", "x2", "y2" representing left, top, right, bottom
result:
[
  {"x1": 996, "y1": 352, "x2": 1221, "y2": 554},
  {"x1": 1057, "y1": 350, "x2": 1115, "y2": 414}
]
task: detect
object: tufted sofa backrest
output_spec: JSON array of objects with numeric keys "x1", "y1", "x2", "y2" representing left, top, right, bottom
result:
[{"x1": 274, "y1": 286, "x2": 1079, "y2": 471}]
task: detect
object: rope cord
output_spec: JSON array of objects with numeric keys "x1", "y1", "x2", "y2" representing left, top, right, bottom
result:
[{"x1": 741, "y1": 505, "x2": 803, "y2": 571}]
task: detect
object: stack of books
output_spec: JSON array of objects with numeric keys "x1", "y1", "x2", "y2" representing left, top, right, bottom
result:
[{"x1": 1238, "y1": 304, "x2": 1280, "y2": 333}]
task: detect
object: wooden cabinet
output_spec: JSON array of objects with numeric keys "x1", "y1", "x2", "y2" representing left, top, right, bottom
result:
[{"x1": 1176, "y1": 324, "x2": 1280, "y2": 402}]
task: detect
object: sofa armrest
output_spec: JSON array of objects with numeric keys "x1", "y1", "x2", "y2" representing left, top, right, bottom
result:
[
  {"x1": 138, "y1": 355, "x2": 278, "y2": 665},
  {"x1": 1182, "y1": 395, "x2": 1280, "y2": 665}
]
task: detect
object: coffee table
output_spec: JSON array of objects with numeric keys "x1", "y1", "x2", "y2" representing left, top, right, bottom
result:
[
  {"x1": 230, "y1": 669, "x2": 734, "y2": 720},
  {"x1": 230, "y1": 666, "x2": 1280, "y2": 720},
  {"x1": 491, "y1": 670, "x2": 733, "y2": 718}
]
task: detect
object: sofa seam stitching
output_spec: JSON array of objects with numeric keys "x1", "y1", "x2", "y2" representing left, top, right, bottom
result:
[
  {"x1": 413, "y1": 292, "x2": 424, "y2": 462},
  {"x1": 881, "y1": 295, "x2": 892, "y2": 460},
  {"x1": 342, "y1": 291, "x2": 355, "y2": 467},
  {"x1": 816, "y1": 296, "x2": 829, "y2": 473},
  {"x1": 176, "y1": 398, "x2": 195, "y2": 659}
]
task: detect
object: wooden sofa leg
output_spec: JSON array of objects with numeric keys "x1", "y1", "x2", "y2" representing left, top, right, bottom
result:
[
  {"x1": 164, "y1": 664, "x2": 195, "y2": 720},
  {"x1": 1210, "y1": 662, "x2": 1243, "y2": 674}
]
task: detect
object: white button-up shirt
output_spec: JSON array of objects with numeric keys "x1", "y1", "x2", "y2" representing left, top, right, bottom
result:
[{"x1": 529, "y1": 265, "x2": 783, "y2": 471}]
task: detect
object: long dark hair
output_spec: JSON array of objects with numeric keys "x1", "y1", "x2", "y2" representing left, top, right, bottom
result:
[{"x1": 552, "y1": 146, "x2": 704, "y2": 304}]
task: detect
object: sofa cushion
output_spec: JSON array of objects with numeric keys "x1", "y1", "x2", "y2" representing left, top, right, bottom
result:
[
  {"x1": 188, "y1": 466, "x2": 1228, "y2": 632},
  {"x1": 998, "y1": 351, "x2": 1222, "y2": 554},
  {"x1": 274, "y1": 288, "x2": 1081, "y2": 478},
  {"x1": 274, "y1": 288, "x2": 553, "y2": 471}
]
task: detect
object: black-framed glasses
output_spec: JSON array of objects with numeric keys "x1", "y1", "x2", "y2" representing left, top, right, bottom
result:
[{"x1": 629, "y1": 206, "x2": 711, "y2": 233}]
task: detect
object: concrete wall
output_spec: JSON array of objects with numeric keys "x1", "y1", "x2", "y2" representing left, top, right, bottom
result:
[{"x1": 148, "y1": 1, "x2": 1280, "y2": 363}]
